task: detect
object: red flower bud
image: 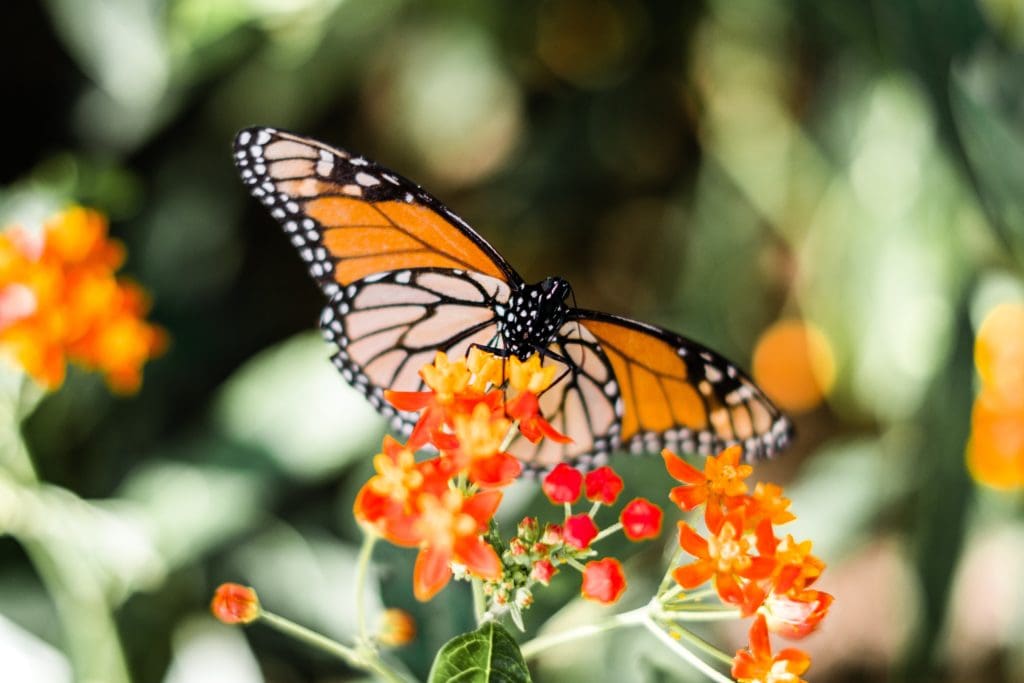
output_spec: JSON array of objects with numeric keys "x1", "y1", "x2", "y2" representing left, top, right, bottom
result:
[
  {"x1": 531, "y1": 559, "x2": 557, "y2": 585},
  {"x1": 211, "y1": 583, "x2": 260, "y2": 624},
  {"x1": 542, "y1": 463, "x2": 583, "y2": 504},
  {"x1": 563, "y1": 513, "x2": 599, "y2": 549},
  {"x1": 541, "y1": 523, "x2": 564, "y2": 545},
  {"x1": 581, "y1": 558, "x2": 627, "y2": 604},
  {"x1": 620, "y1": 498, "x2": 663, "y2": 541},
  {"x1": 584, "y1": 466, "x2": 624, "y2": 505}
]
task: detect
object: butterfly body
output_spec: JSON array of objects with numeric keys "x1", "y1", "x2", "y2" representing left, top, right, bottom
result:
[
  {"x1": 234, "y1": 127, "x2": 792, "y2": 470},
  {"x1": 497, "y1": 276, "x2": 573, "y2": 360}
]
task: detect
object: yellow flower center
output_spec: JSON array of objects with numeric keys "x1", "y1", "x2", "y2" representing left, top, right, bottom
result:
[
  {"x1": 370, "y1": 448, "x2": 423, "y2": 504},
  {"x1": 708, "y1": 522, "x2": 752, "y2": 573},
  {"x1": 420, "y1": 351, "x2": 472, "y2": 402},
  {"x1": 415, "y1": 490, "x2": 476, "y2": 549},
  {"x1": 766, "y1": 660, "x2": 801, "y2": 683}
]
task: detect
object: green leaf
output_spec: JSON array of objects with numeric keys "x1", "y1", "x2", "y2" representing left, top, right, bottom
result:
[{"x1": 428, "y1": 621, "x2": 532, "y2": 683}]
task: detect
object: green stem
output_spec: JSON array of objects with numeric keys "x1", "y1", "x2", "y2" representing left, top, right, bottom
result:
[
  {"x1": 260, "y1": 610, "x2": 408, "y2": 683},
  {"x1": 592, "y1": 522, "x2": 622, "y2": 543},
  {"x1": 355, "y1": 531, "x2": 377, "y2": 642},
  {"x1": 588, "y1": 501, "x2": 602, "y2": 517},
  {"x1": 23, "y1": 540, "x2": 132, "y2": 683},
  {"x1": 669, "y1": 622, "x2": 736, "y2": 667},
  {"x1": 659, "y1": 607, "x2": 742, "y2": 622},
  {"x1": 519, "y1": 606, "x2": 647, "y2": 660},
  {"x1": 499, "y1": 420, "x2": 520, "y2": 452},
  {"x1": 642, "y1": 616, "x2": 734, "y2": 683},
  {"x1": 472, "y1": 578, "x2": 487, "y2": 625},
  {"x1": 658, "y1": 547, "x2": 684, "y2": 595}
]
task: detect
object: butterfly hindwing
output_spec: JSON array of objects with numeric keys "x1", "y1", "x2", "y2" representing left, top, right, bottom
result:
[
  {"x1": 320, "y1": 267, "x2": 512, "y2": 435},
  {"x1": 508, "y1": 321, "x2": 621, "y2": 470},
  {"x1": 233, "y1": 127, "x2": 522, "y2": 298},
  {"x1": 573, "y1": 311, "x2": 792, "y2": 461}
]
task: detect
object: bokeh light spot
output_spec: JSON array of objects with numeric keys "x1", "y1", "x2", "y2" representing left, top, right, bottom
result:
[
  {"x1": 753, "y1": 319, "x2": 835, "y2": 414},
  {"x1": 974, "y1": 302, "x2": 1024, "y2": 404}
]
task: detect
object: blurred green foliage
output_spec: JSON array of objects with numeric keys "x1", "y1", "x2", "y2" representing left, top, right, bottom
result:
[{"x1": 2, "y1": 0, "x2": 1024, "y2": 681}]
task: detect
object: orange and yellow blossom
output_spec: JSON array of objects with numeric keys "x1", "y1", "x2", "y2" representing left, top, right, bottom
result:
[
  {"x1": 674, "y1": 510, "x2": 775, "y2": 612},
  {"x1": 0, "y1": 207, "x2": 165, "y2": 391},
  {"x1": 412, "y1": 488, "x2": 503, "y2": 601},
  {"x1": 732, "y1": 614, "x2": 811, "y2": 683},
  {"x1": 504, "y1": 354, "x2": 571, "y2": 444},
  {"x1": 452, "y1": 402, "x2": 522, "y2": 487},
  {"x1": 386, "y1": 351, "x2": 502, "y2": 449},
  {"x1": 354, "y1": 436, "x2": 451, "y2": 546},
  {"x1": 760, "y1": 589, "x2": 833, "y2": 640},
  {"x1": 664, "y1": 445, "x2": 751, "y2": 527},
  {"x1": 765, "y1": 534, "x2": 824, "y2": 595}
]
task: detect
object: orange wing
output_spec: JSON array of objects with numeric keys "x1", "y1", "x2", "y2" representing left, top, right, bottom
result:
[
  {"x1": 233, "y1": 127, "x2": 520, "y2": 295},
  {"x1": 575, "y1": 312, "x2": 791, "y2": 461}
]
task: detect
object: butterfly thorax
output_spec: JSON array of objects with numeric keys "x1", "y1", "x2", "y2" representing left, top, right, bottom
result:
[{"x1": 497, "y1": 277, "x2": 572, "y2": 360}]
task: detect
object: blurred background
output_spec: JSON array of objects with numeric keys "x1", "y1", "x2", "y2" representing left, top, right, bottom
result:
[{"x1": 2, "y1": 0, "x2": 1024, "y2": 681}]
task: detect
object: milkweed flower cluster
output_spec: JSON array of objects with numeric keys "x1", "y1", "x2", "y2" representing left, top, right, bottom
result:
[
  {"x1": 663, "y1": 446, "x2": 831, "y2": 681},
  {"x1": 488, "y1": 462, "x2": 662, "y2": 614},
  {"x1": 0, "y1": 206, "x2": 166, "y2": 391},
  {"x1": 355, "y1": 349, "x2": 665, "y2": 610},
  {"x1": 355, "y1": 349, "x2": 576, "y2": 600},
  {"x1": 211, "y1": 348, "x2": 830, "y2": 682}
]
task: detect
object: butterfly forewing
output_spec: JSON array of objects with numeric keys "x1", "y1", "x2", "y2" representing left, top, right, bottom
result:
[{"x1": 233, "y1": 127, "x2": 521, "y2": 298}]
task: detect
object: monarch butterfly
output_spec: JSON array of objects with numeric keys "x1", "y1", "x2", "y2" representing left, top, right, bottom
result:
[{"x1": 233, "y1": 127, "x2": 792, "y2": 470}]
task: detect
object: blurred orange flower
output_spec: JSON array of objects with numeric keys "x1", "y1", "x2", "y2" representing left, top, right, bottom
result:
[
  {"x1": 752, "y1": 319, "x2": 835, "y2": 414},
  {"x1": 968, "y1": 303, "x2": 1024, "y2": 490},
  {"x1": 0, "y1": 206, "x2": 166, "y2": 392}
]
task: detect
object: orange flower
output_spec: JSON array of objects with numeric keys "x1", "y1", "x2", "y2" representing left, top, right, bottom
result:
[
  {"x1": 412, "y1": 489, "x2": 503, "y2": 600},
  {"x1": 766, "y1": 535, "x2": 824, "y2": 595},
  {"x1": 386, "y1": 351, "x2": 501, "y2": 449},
  {"x1": 354, "y1": 436, "x2": 450, "y2": 546},
  {"x1": 452, "y1": 402, "x2": 522, "y2": 487},
  {"x1": 0, "y1": 207, "x2": 165, "y2": 392},
  {"x1": 211, "y1": 583, "x2": 260, "y2": 625},
  {"x1": 505, "y1": 354, "x2": 571, "y2": 444},
  {"x1": 664, "y1": 446, "x2": 751, "y2": 526},
  {"x1": 732, "y1": 614, "x2": 811, "y2": 683},
  {"x1": 674, "y1": 512, "x2": 774, "y2": 611},
  {"x1": 760, "y1": 589, "x2": 833, "y2": 639},
  {"x1": 745, "y1": 482, "x2": 796, "y2": 525}
]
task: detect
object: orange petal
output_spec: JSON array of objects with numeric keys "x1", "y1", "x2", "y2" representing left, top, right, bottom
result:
[
  {"x1": 748, "y1": 613, "x2": 772, "y2": 659},
  {"x1": 413, "y1": 546, "x2": 452, "y2": 601},
  {"x1": 673, "y1": 561, "x2": 713, "y2": 589},
  {"x1": 462, "y1": 489, "x2": 503, "y2": 526},
  {"x1": 715, "y1": 572, "x2": 745, "y2": 605},
  {"x1": 469, "y1": 452, "x2": 522, "y2": 488},
  {"x1": 670, "y1": 485, "x2": 708, "y2": 511},
  {"x1": 677, "y1": 522, "x2": 709, "y2": 558},
  {"x1": 662, "y1": 449, "x2": 705, "y2": 484},
  {"x1": 776, "y1": 648, "x2": 812, "y2": 675},
  {"x1": 454, "y1": 536, "x2": 502, "y2": 580}
]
